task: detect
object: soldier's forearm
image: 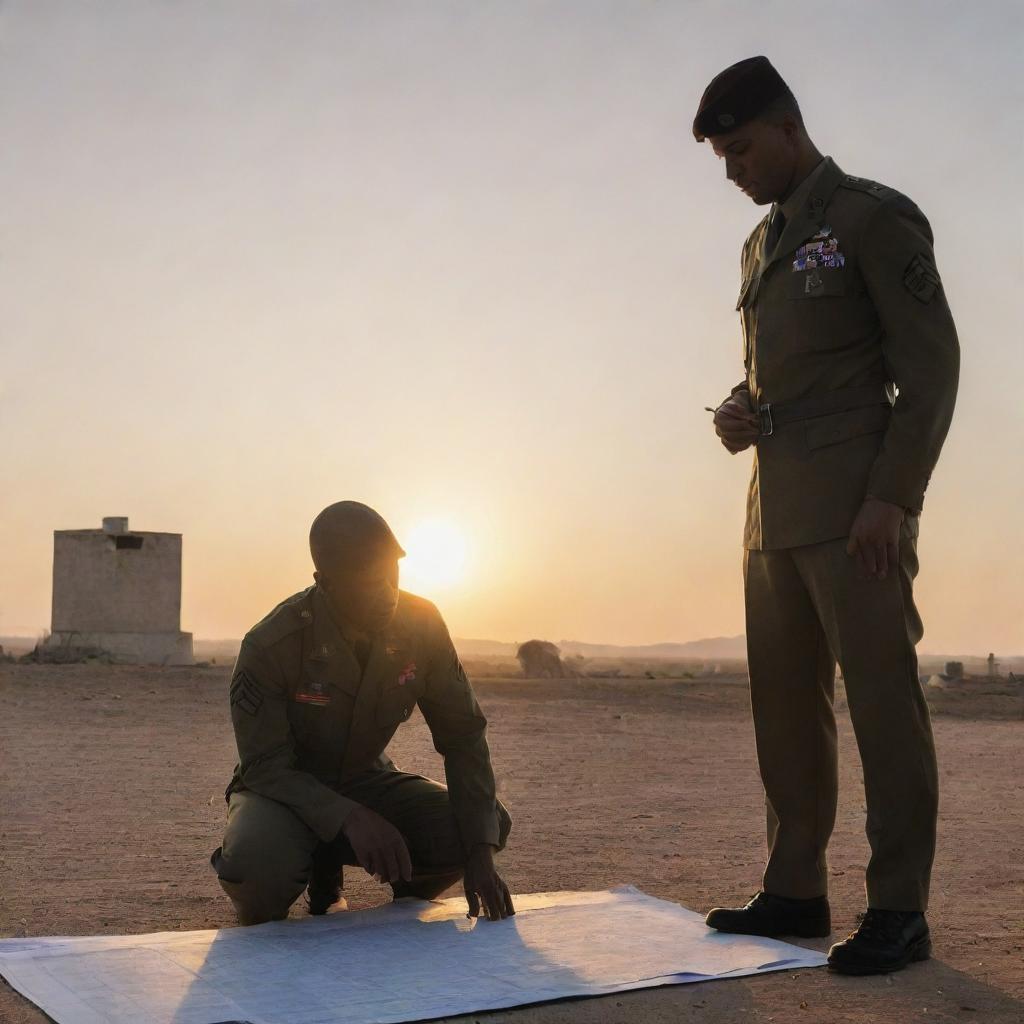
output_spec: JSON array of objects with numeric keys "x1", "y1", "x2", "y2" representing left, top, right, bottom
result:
[
  {"x1": 860, "y1": 196, "x2": 960, "y2": 512},
  {"x1": 239, "y1": 759, "x2": 361, "y2": 842},
  {"x1": 453, "y1": 804, "x2": 502, "y2": 851},
  {"x1": 440, "y1": 747, "x2": 501, "y2": 851}
]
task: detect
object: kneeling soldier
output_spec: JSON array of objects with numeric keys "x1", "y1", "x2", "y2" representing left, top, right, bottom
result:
[{"x1": 211, "y1": 501, "x2": 514, "y2": 925}]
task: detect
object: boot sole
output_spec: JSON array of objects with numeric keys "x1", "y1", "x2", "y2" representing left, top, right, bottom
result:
[
  {"x1": 827, "y1": 934, "x2": 931, "y2": 975},
  {"x1": 708, "y1": 918, "x2": 832, "y2": 939}
]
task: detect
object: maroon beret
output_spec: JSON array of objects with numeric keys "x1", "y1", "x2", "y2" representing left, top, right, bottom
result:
[{"x1": 692, "y1": 56, "x2": 792, "y2": 142}]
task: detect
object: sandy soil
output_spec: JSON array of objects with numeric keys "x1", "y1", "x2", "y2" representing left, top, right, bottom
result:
[{"x1": 1, "y1": 664, "x2": 1021, "y2": 1024}]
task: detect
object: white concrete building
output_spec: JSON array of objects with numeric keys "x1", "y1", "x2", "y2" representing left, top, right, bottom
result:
[{"x1": 46, "y1": 516, "x2": 193, "y2": 664}]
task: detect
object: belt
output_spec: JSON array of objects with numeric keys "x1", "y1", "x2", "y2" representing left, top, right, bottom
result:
[{"x1": 757, "y1": 383, "x2": 893, "y2": 436}]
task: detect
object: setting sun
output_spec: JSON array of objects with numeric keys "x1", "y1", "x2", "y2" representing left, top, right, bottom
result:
[{"x1": 399, "y1": 519, "x2": 470, "y2": 594}]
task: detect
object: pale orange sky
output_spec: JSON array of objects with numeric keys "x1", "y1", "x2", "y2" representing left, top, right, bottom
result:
[{"x1": 1, "y1": 1, "x2": 1021, "y2": 655}]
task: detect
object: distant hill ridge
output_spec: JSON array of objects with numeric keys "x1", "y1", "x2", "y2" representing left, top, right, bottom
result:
[
  {"x1": 6, "y1": 635, "x2": 1021, "y2": 669},
  {"x1": 454, "y1": 635, "x2": 748, "y2": 660},
  {"x1": 2, "y1": 633, "x2": 747, "y2": 661}
]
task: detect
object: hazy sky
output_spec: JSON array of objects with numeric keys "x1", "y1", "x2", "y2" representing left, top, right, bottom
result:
[{"x1": 2, "y1": 1, "x2": 1021, "y2": 654}]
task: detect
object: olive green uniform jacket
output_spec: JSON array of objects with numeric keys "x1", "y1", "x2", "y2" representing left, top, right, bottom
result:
[
  {"x1": 226, "y1": 586, "x2": 501, "y2": 851},
  {"x1": 734, "y1": 157, "x2": 960, "y2": 549}
]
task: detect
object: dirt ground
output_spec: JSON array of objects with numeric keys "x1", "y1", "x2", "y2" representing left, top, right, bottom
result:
[{"x1": 1, "y1": 664, "x2": 1021, "y2": 1024}]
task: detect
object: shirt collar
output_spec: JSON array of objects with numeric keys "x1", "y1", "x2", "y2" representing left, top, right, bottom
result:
[
  {"x1": 777, "y1": 156, "x2": 829, "y2": 225},
  {"x1": 310, "y1": 584, "x2": 368, "y2": 660}
]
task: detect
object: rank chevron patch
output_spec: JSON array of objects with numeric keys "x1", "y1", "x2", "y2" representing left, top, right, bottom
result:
[{"x1": 903, "y1": 252, "x2": 940, "y2": 303}]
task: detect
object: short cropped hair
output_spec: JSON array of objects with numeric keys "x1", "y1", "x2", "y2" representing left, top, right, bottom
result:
[{"x1": 756, "y1": 90, "x2": 804, "y2": 129}]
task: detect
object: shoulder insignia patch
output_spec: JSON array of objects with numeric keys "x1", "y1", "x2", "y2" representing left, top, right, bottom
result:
[
  {"x1": 230, "y1": 671, "x2": 263, "y2": 717},
  {"x1": 903, "y1": 252, "x2": 940, "y2": 303}
]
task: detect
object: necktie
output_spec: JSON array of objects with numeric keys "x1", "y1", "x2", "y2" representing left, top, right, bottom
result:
[
  {"x1": 766, "y1": 207, "x2": 787, "y2": 255},
  {"x1": 353, "y1": 636, "x2": 371, "y2": 674}
]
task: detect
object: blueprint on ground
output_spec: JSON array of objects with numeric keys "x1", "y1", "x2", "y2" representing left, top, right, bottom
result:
[{"x1": 0, "y1": 887, "x2": 826, "y2": 1024}]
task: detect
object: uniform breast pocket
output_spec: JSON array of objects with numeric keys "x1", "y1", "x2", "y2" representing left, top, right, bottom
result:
[
  {"x1": 789, "y1": 268, "x2": 846, "y2": 300},
  {"x1": 289, "y1": 673, "x2": 353, "y2": 739},
  {"x1": 782, "y1": 268, "x2": 857, "y2": 352},
  {"x1": 375, "y1": 681, "x2": 422, "y2": 729}
]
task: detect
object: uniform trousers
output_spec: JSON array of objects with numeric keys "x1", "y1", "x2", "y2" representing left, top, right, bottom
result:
[
  {"x1": 211, "y1": 769, "x2": 512, "y2": 925},
  {"x1": 744, "y1": 514, "x2": 938, "y2": 911}
]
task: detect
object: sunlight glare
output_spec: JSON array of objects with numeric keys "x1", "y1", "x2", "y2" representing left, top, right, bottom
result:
[{"x1": 400, "y1": 519, "x2": 469, "y2": 593}]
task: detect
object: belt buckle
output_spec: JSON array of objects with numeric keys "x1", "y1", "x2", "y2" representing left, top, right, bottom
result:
[{"x1": 758, "y1": 403, "x2": 774, "y2": 436}]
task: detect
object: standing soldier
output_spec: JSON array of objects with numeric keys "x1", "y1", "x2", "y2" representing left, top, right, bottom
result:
[
  {"x1": 694, "y1": 57, "x2": 959, "y2": 974},
  {"x1": 210, "y1": 501, "x2": 514, "y2": 925}
]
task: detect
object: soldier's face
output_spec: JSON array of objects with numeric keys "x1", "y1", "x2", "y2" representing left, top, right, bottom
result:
[
  {"x1": 709, "y1": 118, "x2": 799, "y2": 205},
  {"x1": 317, "y1": 557, "x2": 401, "y2": 633}
]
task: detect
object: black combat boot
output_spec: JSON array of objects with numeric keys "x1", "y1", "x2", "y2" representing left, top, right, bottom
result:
[
  {"x1": 827, "y1": 909, "x2": 931, "y2": 974},
  {"x1": 705, "y1": 891, "x2": 831, "y2": 938},
  {"x1": 305, "y1": 842, "x2": 344, "y2": 916}
]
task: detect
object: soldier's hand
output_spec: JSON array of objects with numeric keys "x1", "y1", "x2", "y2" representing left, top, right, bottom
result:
[
  {"x1": 713, "y1": 393, "x2": 760, "y2": 454},
  {"x1": 464, "y1": 844, "x2": 515, "y2": 921},
  {"x1": 846, "y1": 497, "x2": 904, "y2": 580},
  {"x1": 340, "y1": 805, "x2": 412, "y2": 885}
]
